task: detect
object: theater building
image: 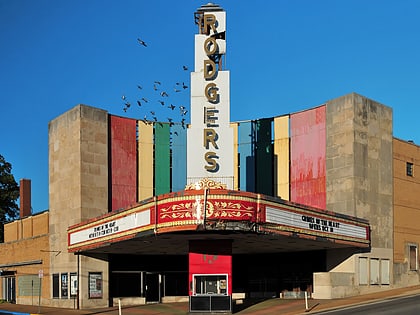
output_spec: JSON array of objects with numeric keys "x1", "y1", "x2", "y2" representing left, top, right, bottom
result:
[{"x1": 1, "y1": 3, "x2": 420, "y2": 313}]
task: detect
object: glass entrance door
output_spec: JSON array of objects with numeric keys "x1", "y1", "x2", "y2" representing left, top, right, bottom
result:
[{"x1": 4, "y1": 277, "x2": 16, "y2": 303}]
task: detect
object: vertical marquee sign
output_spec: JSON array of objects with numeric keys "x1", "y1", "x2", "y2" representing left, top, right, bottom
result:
[{"x1": 187, "y1": 3, "x2": 234, "y2": 188}]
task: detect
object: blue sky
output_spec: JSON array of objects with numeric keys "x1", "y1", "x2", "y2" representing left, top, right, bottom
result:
[{"x1": 1, "y1": 0, "x2": 419, "y2": 214}]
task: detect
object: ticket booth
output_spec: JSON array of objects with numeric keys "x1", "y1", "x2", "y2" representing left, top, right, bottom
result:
[{"x1": 189, "y1": 240, "x2": 232, "y2": 313}]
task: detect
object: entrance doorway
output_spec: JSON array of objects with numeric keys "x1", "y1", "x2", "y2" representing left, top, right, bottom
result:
[
  {"x1": 145, "y1": 272, "x2": 160, "y2": 303},
  {"x1": 2, "y1": 276, "x2": 16, "y2": 303}
]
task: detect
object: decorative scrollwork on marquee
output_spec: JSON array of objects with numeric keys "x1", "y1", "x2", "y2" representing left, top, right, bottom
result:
[
  {"x1": 160, "y1": 200, "x2": 254, "y2": 221},
  {"x1": 185, "y1": 178, "x2": 227, "y2": 190}
]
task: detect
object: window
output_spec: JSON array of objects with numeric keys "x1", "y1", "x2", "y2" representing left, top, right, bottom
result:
[
  {"x1": 193, "y1": 274, "x2": 227, "y2": 295},
  {"x1": 409, "y1": 244, "x2": 418, "y2": 271},
  {"x1": 52, "y1": 274, "x2": 59, "y2": 298},
  {"x1": 407, "y1": 162, "x2": 414, "y2": 176},
  {"x1": 18, "y1": 275, "x2": 40, "y2": 296}
]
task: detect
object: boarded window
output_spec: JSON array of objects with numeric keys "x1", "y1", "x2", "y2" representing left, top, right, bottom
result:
[
  {"x1": 370, "y1": 258, "x2": 380, "y2": 285},
  {"x1": 359, "y1": 257, "x2": 368, "y2": 285},
  {"x1": 18, "y1": 275, "x2": 40, "y2": 296},
  {"x1": 381, "y1": 259, "x2": 390, "y2": 285}
]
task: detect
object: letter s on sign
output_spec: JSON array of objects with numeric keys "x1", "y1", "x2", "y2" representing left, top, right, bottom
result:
[{"x1": 204, "y1": 152, "x2": 219, "y2": 172}]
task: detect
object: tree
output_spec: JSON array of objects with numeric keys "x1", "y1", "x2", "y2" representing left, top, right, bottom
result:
[{"x1": 0, "y1": 154, "x2": 19, "y2": 242}]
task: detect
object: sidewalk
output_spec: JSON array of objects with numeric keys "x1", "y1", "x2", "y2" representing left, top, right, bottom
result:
[{"x1": 1, "y1": 285, "x2": 420, "y2": 315}]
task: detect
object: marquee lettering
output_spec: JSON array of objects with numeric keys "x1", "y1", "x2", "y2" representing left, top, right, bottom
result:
[{"x1": 301, "y1": 215, "x2": 341, "y2": 233}]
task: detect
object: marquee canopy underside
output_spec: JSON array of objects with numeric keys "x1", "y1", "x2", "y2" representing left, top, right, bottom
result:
[{"x1": 77, "y1": 227, "x2": 369, "y2": 258}]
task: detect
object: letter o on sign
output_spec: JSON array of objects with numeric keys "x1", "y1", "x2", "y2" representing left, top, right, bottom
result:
[{"x1": 204, "y1": 37, "x2": 218, "y2": 55}]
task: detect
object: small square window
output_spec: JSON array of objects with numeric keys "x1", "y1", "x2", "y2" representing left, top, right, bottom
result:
[{"x1": 407, "y1": 162, "x2": 414, "y2": 177}]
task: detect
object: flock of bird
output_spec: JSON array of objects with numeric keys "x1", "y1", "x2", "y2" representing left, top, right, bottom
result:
[{"x1": 120, "y1": 37, "x2": 190, "y2": 130}]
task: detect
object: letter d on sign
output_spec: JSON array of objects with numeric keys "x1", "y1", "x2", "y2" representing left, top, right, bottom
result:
[{"x1": 204, "y1": 60, "x2": 216, "y2": 79}]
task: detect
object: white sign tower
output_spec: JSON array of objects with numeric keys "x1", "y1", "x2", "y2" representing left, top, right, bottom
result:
[{"x1": 187, "y1": 3, "x2": 234, "y2": 188}]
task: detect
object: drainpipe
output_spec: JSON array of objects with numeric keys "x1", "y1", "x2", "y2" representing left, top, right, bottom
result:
[{"x1": 77, "y1": 253, "x2": 80, "y2": 310}]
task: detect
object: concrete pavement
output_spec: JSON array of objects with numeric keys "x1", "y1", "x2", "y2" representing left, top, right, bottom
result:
[{"x1": 1, "y1": 285, "x2": 420, "y2": 315}]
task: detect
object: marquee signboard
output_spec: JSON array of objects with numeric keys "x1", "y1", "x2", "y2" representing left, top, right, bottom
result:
[
  {"x1": 68, "y1": 189, "x2": 369, "y2": 253},
  {"x1": 264, "y1": 206, "x2": 369, "y2": 242},
  {"x1": 69, "y1": 210, "x2": 150, "y2": 247}
]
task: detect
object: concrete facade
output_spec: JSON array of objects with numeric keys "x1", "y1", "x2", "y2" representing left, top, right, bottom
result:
[
  {"x1": 314, "y1": 93, "x2": 394, "y2": 299},
  {"x1": 326, "y1": 93, "x2": 393, "y2": 248},
  {"x1": 48, "y1": 105, "x2": 110, "y2": 308}
]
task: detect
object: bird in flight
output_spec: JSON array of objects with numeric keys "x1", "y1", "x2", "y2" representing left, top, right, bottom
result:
[
  {"x1": 137, "y1": 38, "x2": 147, "y2": 47},
  {"x1": 183, "y1": 65, "x2": 188, "y2": 71}
]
